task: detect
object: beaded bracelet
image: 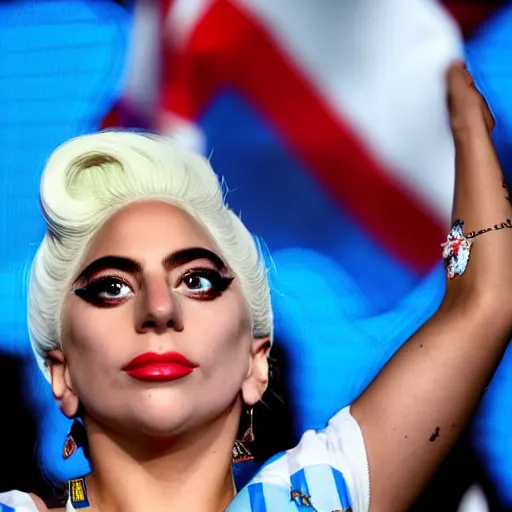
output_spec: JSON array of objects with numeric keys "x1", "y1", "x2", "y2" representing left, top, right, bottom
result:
[{"x1": 442, "y1": 218, "x2": 512, "y2": 279}]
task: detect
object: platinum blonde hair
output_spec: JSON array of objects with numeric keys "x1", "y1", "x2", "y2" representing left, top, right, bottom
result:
[{"x1": 28, "y1": 131, "x2": 273, "y2": 381}]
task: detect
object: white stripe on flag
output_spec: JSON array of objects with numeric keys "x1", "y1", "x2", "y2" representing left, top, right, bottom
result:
[{"x1": 234, "y1": 0, "x2": 463, "y2": 221}]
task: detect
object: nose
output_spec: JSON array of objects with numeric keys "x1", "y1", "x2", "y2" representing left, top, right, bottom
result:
[{"x1": 135, "y1": 275, "x2": 183, "y2": 334}]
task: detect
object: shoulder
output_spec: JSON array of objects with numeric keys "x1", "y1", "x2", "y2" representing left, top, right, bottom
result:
[
  {"x1": 30, "y1": 494, "x2": 54, "y2": 511},
  {"x1": 29, "y1": 494, "x2": 66, "y2": 511},
  {"x1": 232, "y1": 406, "x2": 370, "y2": 512},
  {"x1": 0, "y1": 490, "x2": 46, "y2": 511},
  {"x1": 0, "y1": 491, "x2": 66, "y2": 511}
]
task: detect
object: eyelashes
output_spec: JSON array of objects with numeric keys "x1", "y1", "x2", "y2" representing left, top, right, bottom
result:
[
  {"x1": 74, "y1": 275, "x2": 133, "y2": 308},
  {"x1": 73, "y1": 268, "x2": 235, "y2": 308},
  {"x1": 179, "y1": 269, "x2": 234, "y2": 299}
]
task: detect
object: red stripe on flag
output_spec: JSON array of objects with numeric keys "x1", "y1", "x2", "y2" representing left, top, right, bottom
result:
[
  {"x1": 163, "y1": 0, "x2": 446, "y2": 271},
  {"x1": 161, "y1": 0, "x2": 175, "y2": 19},
  {"x1": 101, "y1": 104, "x2": 119, "y2": 129},
  {"x1": 442, "y1": 1, "x2": 506, "y2": 38}
]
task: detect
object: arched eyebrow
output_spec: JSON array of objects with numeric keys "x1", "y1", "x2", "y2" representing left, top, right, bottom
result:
[
  {"x1": 163, "y1": 247, "x2": 227, "y2": 272},
  {"x1": 76, "y1": 247, "x2": 228, "y2": 282}
]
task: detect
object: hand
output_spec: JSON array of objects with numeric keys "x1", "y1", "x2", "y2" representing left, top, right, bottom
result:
[
  {"x1": 447, "y1": 62, "x2": 495, "y2": 136},
  {"x1": 445, "y1": 62, "x2": 512, "y2": 316},
  {"x1": 341, "y1": 62, "x2": 512, "y2": 512}
]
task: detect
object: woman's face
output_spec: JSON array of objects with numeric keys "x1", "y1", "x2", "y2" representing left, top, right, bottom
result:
[{"x1": 49, "y1": 200, "x2": 269, "y2": 438}]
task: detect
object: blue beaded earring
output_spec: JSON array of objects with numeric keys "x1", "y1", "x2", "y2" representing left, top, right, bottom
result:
[{"x1": 63, "y1": 419, "x2": 91, "y2": 509}]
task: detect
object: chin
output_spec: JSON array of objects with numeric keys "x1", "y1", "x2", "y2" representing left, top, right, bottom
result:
[
  {"x1": 132, "y1": 416, "x2": 192, "y2": 438},
  {"x1": 88, "y1": 385, "x2": 237, "y2": 440},
  {"x1": 127, "y1": 390, "x2": 198, "y2": 436}
]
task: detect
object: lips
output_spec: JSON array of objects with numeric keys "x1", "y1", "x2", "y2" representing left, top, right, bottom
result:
[{"x1": 122, "y1": 352, "x2": 197, "y2": 382}]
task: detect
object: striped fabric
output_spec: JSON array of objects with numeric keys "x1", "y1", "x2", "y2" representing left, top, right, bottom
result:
[
  {"x1": 230, "y1": 466, "x2": 354, "y2": 512},
  {"x1": 0, "y1": 407, "x2": 368, "y2": 512},
  {"x1": 228, "y1": 407, "x2": 368, "y2": 511},
  {"x1": 0, "y1": 491, "x2": 38, "y2": 512}
]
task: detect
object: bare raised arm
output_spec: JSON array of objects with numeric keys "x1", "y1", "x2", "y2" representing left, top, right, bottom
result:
[{"x1": 350, "y1": 62, "x2": 512, "y2": 512}]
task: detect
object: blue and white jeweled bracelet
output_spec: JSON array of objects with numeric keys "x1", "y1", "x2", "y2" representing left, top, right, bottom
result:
[{"x1": 442, "y1": 218, "x2": 512, "y2": 279}]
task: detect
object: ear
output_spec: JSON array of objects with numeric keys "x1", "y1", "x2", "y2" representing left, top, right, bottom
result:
[
  {"x1": 47, "y1": 349, "x2": 80, "y2": 418},
  {"x1": 241, "y1": 337, "x2": 271, "y2": 406}
]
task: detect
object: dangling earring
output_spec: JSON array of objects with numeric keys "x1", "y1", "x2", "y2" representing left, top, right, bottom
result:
[
  {"x1": 233, "y1": 408, "x2": 255, "y2": 464},
  {"x1": 63, "y1": 424, "x2": 78, "y2": 459},
  {"x1": 63, "y1": 435, "x2": 77, "y2": 459},
  {"x1": 68, "y1": 477, "x2": 90, "y2": 509},
  {"x1": 63, "y1": 418, "x2": 91, "y2": 508},
  {"x1": 62, "y1": 418, "x2": 86, "y2": 459}
]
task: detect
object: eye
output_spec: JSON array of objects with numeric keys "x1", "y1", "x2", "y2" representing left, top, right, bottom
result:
[
  {"x1": 74, "y1": 276, "x2": 133, "y2": 307},
  {"x1": 97, "y1": 279, "x2": 132, "y2": 299},
  {"x1": 177, "y1": 269, "x2": 234, "y2": 300},
  {"x1": 183, "y1": 273, "x2": 214, "y2": 291}
]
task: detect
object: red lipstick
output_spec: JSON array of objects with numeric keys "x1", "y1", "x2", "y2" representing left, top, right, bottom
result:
[{"x1": 122, "y1": 352, "x2": 197, "y2": 382}]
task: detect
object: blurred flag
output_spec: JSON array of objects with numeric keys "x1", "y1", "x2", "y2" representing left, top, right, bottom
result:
[
  {"x1": 101, "y1": 1, "x2": 512, "y2": 507},
  {"x1": 150, "y1": 0, "x2": 463, "y2": 309}
]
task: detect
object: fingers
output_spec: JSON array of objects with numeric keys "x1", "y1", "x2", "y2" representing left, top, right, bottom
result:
[
  {"x1": 448, "y1": 61, "x2": 509, "y2": 232},
  {"x1": 443, "y1": 62, "x2": 512, "y2": 303},
  {"x1": 447, "y1": 61, "x2": 499, "y2": 178},
  {"x1": 446, "y1": 62, "x2": 495, "y2": 138}
]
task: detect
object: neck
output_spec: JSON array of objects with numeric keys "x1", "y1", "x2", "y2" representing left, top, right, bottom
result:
[{"x1": 81, "y1": 408, "x2": 239, "y2": 512}]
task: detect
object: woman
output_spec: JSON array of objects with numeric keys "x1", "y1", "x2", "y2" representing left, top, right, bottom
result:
[{"x1": 0, "y1": 62, "x2": 510, "y2": 512}]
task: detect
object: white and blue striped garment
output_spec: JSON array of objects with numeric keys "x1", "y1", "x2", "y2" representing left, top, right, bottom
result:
[
  {"x1": 228, "y1": 406, "x2": 369, "y2": 512},
  {"x1": 0, "y1": 408, "x2": 369, "y2": 512}
]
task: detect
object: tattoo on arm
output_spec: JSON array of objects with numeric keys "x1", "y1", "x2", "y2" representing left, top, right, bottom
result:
[
  {"x1": 429, "y1": 426, "x2": 440, "y2": 442},
  {"x1": 502, "y1": 179, "x2": 511, "y2": 204}
]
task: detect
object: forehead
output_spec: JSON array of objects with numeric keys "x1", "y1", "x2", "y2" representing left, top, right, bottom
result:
[{"x1": 83, "y1": 200, "x2": 219, "y2": 263}]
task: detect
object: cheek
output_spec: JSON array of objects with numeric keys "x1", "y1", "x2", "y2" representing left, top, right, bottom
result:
[
  {"x1": 186, "y1": 296, "x2": 253, "y2": 379},
  {"x1": 61, "y1": 305, "x2": 127, "y2": 387}
]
